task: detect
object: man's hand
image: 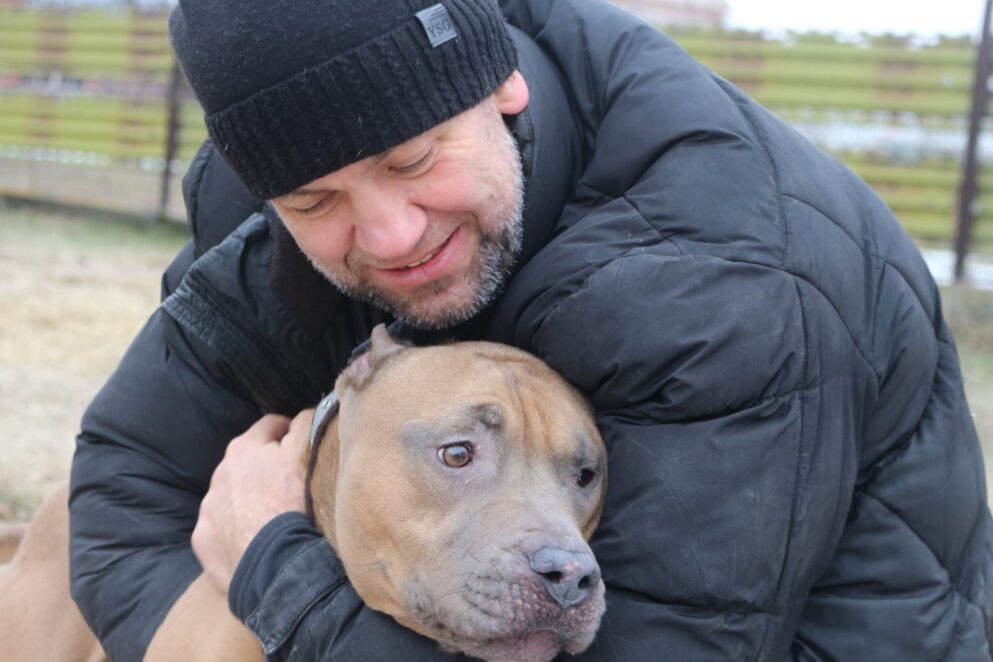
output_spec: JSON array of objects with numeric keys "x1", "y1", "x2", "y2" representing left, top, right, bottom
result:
[{"x1": 192, "y1": 410, "x2": 314, "y2": 594}]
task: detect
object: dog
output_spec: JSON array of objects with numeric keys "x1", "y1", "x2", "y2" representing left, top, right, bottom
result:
[{"x1": 1, "y1": 325, "x2": 607, "y2": 661}]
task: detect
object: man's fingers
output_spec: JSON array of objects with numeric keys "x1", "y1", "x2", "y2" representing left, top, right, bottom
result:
[
  {"x1": 230, "y1": 414, "x2": 292, "y2": 451},
  {"x1": 194, "y1": 411, "x2": 310, "y2": 595},
  {"x1": 288, "y1": 408, "x2": 316, "y2": 436},
  {"x1": 254, "y1": 413, "x2": 293, "y2": 439},
  {"x1": 280, "y1": 408, "x2": 316, "y2": 457}
]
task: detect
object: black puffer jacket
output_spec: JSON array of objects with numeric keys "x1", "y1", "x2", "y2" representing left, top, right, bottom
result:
[{"x1": 70, "y1": 1, "x2": 992, "y2": 659}]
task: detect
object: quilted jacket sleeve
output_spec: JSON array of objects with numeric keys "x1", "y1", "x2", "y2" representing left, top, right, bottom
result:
[
  {"x1": 224, "y1": 512, "x2": 458, "y2": 661},
  {"x1": 527, "y1": 253, "x2": 862, "y2": 659}
]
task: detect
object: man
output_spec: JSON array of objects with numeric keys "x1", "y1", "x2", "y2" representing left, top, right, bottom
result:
[{"x1": 69, "y1": 0, "x2": 992, "y2": 659}]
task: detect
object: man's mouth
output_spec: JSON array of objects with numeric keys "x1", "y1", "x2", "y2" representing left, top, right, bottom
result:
[
  {"x1": 403, "y1": 246, "x2": 443, "y2": 269},
  {"x1": 374, "y1": 227, "x2": 464, "y2": 289}
]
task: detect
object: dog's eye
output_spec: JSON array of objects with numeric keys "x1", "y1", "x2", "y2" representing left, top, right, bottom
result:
[
  {"x1": 439, "y1": 442, "x2": 473, "y2": 468},
  {"x1": 577, "y1": 468, "x2": 597, "y2": 488}
]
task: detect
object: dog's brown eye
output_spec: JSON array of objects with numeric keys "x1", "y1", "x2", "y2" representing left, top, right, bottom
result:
[
  {"x1": 439, "y1": 443, "x2": 473, "y2": 468},
  {"x1": 577, "y1": 468, "x2": 596, "y2": 488}
]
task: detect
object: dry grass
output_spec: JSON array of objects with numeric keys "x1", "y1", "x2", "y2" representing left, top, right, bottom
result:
[{"x1": 0, "y1": 203, "x2": 186, "y2": 519}]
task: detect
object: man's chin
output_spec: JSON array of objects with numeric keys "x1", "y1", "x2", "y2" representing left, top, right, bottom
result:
[
  {"x1": 329, "y1": 276, "x2": 486, "y2": 330},
  {"x1": 381, "y1": 290, "x2": 486, "y2": 330}
]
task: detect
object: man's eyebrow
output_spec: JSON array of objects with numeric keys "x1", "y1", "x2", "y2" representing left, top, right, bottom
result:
[
  {"x1": 284, "y1": 186, "x2": 328, "y2": 198},
  {"x1": 284, "y1": 141, "x2": 429, "y2": 198}
]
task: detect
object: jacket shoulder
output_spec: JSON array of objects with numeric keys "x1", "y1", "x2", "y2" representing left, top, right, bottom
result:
[{"x1": 181, "y1": 139, "x2": 265, "y2": 258}]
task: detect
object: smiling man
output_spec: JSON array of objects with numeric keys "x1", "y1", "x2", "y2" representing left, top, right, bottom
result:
[
  {"x1": 69, "y1": 0, "x2": 992, "y2": 660},
  {"x1": 274, "y1": 89, "x2": 528, "y2": 329}
]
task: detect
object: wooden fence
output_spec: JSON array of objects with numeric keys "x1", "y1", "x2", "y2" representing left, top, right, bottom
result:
[
  {"x1": 675, "y1": 30, "x2": 992, "y2": 248},
  {"x1": 0, "y1": 10, "x2": 202, "y2": 158},
  {"x1": 0, "y1": 9, "x2": 202, "y2": 218},
  {"x1": 0, "y1": 8, "x2": 989, "y2": 248}
]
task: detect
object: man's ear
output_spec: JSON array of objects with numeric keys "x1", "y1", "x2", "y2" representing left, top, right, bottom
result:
[{"x1": 494, "y1": 70, "x2": 529, "y2": 115}]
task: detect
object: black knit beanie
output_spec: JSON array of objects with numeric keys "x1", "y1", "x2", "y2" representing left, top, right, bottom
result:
[{"x1": 169, "y1": 0, "x2": 518, "y2": 199}]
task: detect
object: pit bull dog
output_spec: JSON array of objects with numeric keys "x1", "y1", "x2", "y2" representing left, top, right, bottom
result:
[{"x1": 0, "y1": 325, "x2": 608, "y2": 661}]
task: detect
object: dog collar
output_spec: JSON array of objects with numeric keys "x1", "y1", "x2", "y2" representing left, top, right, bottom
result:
[
  {"x1": 309, "y1": 390, "x2": 340, "y2": 450},
  {"x1": 305, "y1": 390, "x2": 339, "y2": 522}
]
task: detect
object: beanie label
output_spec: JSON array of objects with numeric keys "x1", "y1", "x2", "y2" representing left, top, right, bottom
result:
[{"x1": 416, "y1": 4, "x2": 457, "y2": 48}]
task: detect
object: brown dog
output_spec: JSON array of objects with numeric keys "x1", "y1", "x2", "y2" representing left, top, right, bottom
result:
[
  {"x1": 0, "y1": 488, "x2": 107, "y2": 662},
  {"x1": 1, "y1": 326, "x2": 607, "y2": 661}
]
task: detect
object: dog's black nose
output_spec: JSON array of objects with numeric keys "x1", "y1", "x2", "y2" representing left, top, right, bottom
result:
[{"x1": 528, "y1": 546, "x2": 601, "y2": 608}]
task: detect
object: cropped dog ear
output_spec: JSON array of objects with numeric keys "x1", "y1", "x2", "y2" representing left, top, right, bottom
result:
[
  {"x1": 340, "y1": 323, "x2": 411, "y2": 390},
  {"x1": 369, "y1": 323, "x2": 410, "y2": 361}
]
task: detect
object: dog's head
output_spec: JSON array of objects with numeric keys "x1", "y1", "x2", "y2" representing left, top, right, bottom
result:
[{"x1": 307, "y1": 325, "x2": 607, "y2": 662}]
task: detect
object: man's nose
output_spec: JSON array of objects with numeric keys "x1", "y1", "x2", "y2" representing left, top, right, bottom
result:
[{"x1": 350, "y1": 188, "x2": 427, "y2": 263}]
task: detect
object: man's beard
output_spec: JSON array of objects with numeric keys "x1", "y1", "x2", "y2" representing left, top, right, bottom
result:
[{"x1": 308, "y1": 125, "x2": 525, "y2": 330}]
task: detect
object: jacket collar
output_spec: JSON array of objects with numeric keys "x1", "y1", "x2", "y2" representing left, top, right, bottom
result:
[{"x1": 506, "y1": 24, "x2": 584, "y2": 270}]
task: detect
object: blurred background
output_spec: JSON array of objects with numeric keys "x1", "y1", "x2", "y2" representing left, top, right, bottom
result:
[{"x1": 0, "y1": 0, "x2": 991, "y2": 518}]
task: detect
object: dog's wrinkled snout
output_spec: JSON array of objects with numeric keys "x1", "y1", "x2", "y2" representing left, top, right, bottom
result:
[{"x1": 527, "y1": 546, "x2": 601, "y2": 609}]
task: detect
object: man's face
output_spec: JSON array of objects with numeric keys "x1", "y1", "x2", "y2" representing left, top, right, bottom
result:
[{"x1": 271, "y1": 79, "x2": 528, "y2": 330}]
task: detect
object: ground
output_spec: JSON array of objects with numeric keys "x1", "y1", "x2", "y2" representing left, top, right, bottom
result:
[
  {"x1": 0, "y1": 203, "x2": 991, "y2": 521},
  {"x1": 0, "y1": 204, "x2": 186, "y2": 519}
]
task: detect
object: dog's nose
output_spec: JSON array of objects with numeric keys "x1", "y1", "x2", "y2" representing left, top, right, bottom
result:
[{"x1": 528, "y1": 546, "x2": 601, "y2": 608}]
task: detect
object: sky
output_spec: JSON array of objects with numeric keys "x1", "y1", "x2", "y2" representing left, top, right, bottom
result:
[{"x1": 726, "y1": 0, "x2": 985, "y2": 39}]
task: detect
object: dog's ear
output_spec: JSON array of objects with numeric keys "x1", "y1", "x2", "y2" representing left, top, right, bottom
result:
[
  {"x1": 340, "y1": 324, "x2": 411, "y2": 391},
  {"x1": 369, "y1": 323, "x2": 410, "y2": 361}
]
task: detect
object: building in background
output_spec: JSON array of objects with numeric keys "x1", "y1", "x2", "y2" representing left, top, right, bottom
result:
[{"x1": 611, "y1": 0, "x2": 727, "y2": 30}]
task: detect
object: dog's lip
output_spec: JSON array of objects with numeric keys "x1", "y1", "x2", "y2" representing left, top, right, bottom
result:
[
  {"x1": 478, "y1": 629, "x2": 563, "y2": 662},
  {"x1": 413, "y1": 566, "x2": 605, "y2": 641},
  {"x1": 445, "y1": 625, "x2": 600, "y2": 662},
  {"x1": 426, "y1": 603, "x2": 601, "y2": 647},
  {"x1": 479, "y1": 627, "x2": 562, "y2": 644}
]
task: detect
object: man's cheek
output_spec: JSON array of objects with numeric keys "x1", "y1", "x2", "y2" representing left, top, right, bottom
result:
[{"x1": 301, "y1": 231, "x2": 351, "y2": 271}]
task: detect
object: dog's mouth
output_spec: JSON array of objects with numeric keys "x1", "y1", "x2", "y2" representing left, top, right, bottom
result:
[
  {"x1": 465, "y1": 629, "x2": 565, "y2": 662},
  {"x1": 408, "y1": 576, "x2": 605, "y2": 662},
  {"x1": 434, "y1": 618, "x2": 601, "y2": 662}
]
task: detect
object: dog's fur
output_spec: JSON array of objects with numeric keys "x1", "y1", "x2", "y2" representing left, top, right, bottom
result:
[{"x1": 0, "y1": 327, "x2": 607, "y2": 662}]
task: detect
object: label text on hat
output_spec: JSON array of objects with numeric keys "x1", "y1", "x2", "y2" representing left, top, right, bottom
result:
[{"x1": 416, "y1": 4, "x2": 457, "y2": 48}]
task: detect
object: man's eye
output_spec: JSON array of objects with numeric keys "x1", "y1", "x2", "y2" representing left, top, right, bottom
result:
[
  {"x1": 392, "y1": 149, "x2": 433, "y2": 174},
  {"x1": 294, "y1": 196, "x2": 332, "y2": 215}
]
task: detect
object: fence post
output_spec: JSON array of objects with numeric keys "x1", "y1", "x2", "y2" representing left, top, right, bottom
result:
[
  {"x1": 955, "y1": 0, "x2": 993, "y2": 282},
  {"x1": 159, "y1": 56, "x2": 183, "y2": 222}
]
